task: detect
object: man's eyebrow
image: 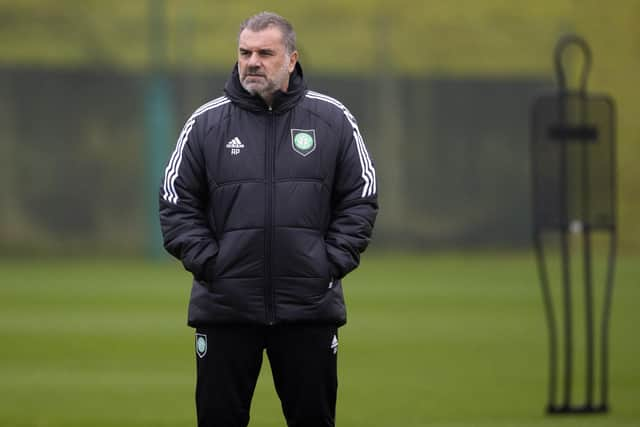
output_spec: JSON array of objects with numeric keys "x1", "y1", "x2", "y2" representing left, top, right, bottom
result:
[{"x1": 238, "y1": 47, "x2": 276, "y2": 53}]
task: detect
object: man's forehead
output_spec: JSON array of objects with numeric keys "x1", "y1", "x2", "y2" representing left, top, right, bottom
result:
[{"x1": 238, "y1": 26, "x2": 285, "y2": 50}]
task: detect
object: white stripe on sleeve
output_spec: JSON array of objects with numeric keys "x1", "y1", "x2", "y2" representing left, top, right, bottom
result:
[
  {"x1": 305, "y1": 91, "x2": 376, "y2": 197},
  {"x1": 162, "y1": 96, "x2": 230, "y2": 204}
]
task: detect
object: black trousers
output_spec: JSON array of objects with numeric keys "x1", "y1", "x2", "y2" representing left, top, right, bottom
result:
[{"x1": 194, "y1": 324, "x2": 339, "y2": 427}]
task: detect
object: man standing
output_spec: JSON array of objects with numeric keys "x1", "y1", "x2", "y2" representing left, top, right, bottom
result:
[{"x1": 159, "y1": 12, "x2": 377, "y2": 427}]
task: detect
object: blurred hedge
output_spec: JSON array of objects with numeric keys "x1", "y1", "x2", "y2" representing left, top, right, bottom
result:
[{"x1": 0, "y1": 0, "x2": 638, "y2": 250}]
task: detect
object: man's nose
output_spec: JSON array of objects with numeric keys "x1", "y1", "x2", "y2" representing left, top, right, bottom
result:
[{"x1": 247, "y1": 52, "x2": 261, "y2": 67}]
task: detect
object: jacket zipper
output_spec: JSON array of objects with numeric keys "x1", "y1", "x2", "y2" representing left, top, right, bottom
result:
[{"x1": 265, "y1": 106, "x2": 276, "y2": 324}]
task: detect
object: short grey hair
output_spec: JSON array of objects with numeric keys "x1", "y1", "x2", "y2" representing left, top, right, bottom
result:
[{"x1": 239, "y1": 12, "x2": 297, "y2": 54}]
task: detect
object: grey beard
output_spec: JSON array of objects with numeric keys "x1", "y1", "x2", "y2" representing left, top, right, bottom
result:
[{"x1": 241, "y1": 79, "x2": 277, "y2": 100}]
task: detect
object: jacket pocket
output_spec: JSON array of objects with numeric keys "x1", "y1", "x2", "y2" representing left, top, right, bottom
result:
[
  {"x1": 272, "y1": 228, "x2": 329, "y2": 280},
  {"x1": 213, "y1": 229, "x2": 265, "y2": 279},
  {"x1": 203, "y1": 257, "x2": 217, "y2": 284}
]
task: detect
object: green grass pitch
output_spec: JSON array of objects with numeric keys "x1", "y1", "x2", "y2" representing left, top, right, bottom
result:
[{"x1": 1, "y1": 252, "x2": 638, "y2": 426}]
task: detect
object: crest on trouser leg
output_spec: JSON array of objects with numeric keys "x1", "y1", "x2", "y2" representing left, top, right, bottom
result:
[{"x1": 195, "y1": 333, "x2": 207, "y2": 358}]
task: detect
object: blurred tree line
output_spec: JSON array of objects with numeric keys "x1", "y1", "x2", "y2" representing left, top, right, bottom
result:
[{"x1": 0, "y1": 0, "x2": 638, "y2": 253}]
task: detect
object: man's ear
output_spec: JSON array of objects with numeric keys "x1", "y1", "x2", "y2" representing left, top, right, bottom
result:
[{"x1": 288, "y1": 51, "x2": 299, "y2": 73}]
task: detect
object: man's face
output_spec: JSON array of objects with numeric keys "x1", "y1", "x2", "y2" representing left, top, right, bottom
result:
[{"x1": 238, "y1": 26, "x2": 298, "y2": 100}]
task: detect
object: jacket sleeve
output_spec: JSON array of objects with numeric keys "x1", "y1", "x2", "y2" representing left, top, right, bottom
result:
[
  {"x1": 326, "y1": 112, "x2": 378, "y2": 279},
  {"x1": 159, "y1": 117, "x2": 218, "y2": 282}
]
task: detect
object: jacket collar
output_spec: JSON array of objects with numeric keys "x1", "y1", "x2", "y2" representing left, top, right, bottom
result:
[{"x1": 224, "y1": 62, "x2": 307, "y2": 113}]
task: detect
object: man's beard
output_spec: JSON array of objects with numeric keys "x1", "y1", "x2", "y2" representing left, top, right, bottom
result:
[
  {"x1": 241, "y1": 75, "x2": 276, "y2": 97},
  {"x1": 240, "y1": 62, "x2": 290, "y2": 99}
]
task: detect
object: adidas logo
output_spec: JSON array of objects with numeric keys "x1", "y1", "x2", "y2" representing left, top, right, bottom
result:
[
  {"x1": 225, "y1": 137, "x2": 245, "y2": 155},
  {"x1": 331, "y1": 334, "x2": 338, "y2": 354}
]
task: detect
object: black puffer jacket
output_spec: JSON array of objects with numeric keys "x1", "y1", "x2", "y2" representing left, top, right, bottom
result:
[{"x1": 159, "y1": 63, "x2": 377, "y2": 326}]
